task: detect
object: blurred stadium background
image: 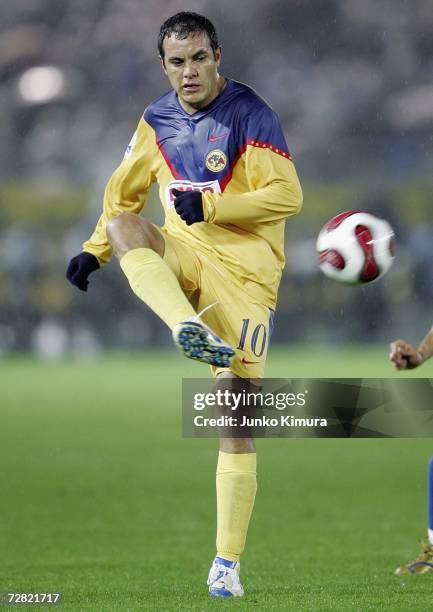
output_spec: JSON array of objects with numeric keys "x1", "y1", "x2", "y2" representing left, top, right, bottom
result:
[
  {"x1": 1, "y1": 0, "x2": 432, "y2": 358},
  {"x1": 2, "y1": 3, "x2": 433, "y2": 609}
]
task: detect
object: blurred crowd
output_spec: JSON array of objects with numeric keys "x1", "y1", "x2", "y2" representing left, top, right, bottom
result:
[{"x1": 0, "y1": 0, "x2": 432, "y2": 356}]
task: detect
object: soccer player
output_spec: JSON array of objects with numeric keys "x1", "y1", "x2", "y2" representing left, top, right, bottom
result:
[
  {"x1": 390, "y1": 327, "x2": 433, "y2": 574},
  {"x1": 66, "y1": 12, "x2": 302, "y2": 597}
]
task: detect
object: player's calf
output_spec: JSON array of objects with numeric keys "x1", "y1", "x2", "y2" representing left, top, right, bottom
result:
[{"x1": 395, "y1": 456, "x2": 433, "y2": 575}]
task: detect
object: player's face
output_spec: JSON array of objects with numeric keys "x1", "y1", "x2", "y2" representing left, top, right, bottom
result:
[{"x1": 161, "y1": 32, "x2": 222, "y2": 114}]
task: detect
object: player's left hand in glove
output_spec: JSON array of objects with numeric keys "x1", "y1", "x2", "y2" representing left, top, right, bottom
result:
[
  {"x1": 172, "y1": 189, "x2": 204, "y2": 225},
  {"x1": 66, "y1": 252, "x2": 100, "y2": 292}
]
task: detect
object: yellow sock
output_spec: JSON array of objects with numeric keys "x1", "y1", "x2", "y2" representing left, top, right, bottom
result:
[
  {"x1": 119, "y1": 247, "x2": 196, "y2": 330},
  {"x1": 216, "y1": 451, "x2": 257, "y2": 562}
]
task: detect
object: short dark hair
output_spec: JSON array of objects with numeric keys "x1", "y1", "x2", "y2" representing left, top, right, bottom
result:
[{"x1": 158, "y1": 12, "x2": 220, "y2": 62}]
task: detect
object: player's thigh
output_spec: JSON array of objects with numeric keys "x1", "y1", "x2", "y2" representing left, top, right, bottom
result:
[
  {"x1": 214, "y1": 301, "x2": 273, "y2": 380},
  {"x1": 156, "y1": 227, "x2": 201, "y2": 296},
  {"x1": 197, "y1": 270, "x2": 274, "y2": 380}
]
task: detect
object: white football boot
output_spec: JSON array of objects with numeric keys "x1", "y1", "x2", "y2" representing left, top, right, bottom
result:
[
  {"x1": 172, "y1": 320, "x2": 235, "y2": 368},
  {"x1": 207, "y1": 556, "x2": 244, "y2": 597}
]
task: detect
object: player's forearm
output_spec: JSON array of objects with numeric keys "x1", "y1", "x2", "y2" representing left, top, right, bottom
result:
[
  {"x1": 82, "y1": 217, "x2": 113, "y2": 266},
  {"x1": 82, "y1": 165, "x2": 151, "y2": 264},
  {"x1": 203, "y1": 181, "x2": 303, "y2": 225},
  {"x1": 82, "y1": 200, "x2": 135, "y2": 265},
  {"x1": 417, "y1": 327, "x2": 433, "y2": 363},
  {"x1": 203, "y1": 152, "x2": 302, "y2": 224}
]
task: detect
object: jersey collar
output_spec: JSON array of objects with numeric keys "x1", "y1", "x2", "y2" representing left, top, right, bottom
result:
[{"x1": 174, "y1": 78, "x2": 234, "y2": 120}]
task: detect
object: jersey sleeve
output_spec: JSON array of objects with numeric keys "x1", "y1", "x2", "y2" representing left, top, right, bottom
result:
[
  {"x1": 82, "y1": 117, "x2": 158, "y2": 265},
  {"x1": 202, "y1": 106, "x2": 302, "y2": 225}
]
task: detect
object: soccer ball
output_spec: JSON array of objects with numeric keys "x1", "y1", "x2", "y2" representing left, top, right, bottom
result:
[{"x1": 316, "y1": 210, "x2": 395, "y2": 284}]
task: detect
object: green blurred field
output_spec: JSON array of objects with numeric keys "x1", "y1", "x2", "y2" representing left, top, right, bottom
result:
[{"x1": 2, "y1": 347, "x2": 433, "y2": 611}]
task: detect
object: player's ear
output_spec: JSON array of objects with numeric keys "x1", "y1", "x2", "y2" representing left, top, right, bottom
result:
[
  {"x1": 215, "y1": 47, "x2": 223, "y2": 66},
  {"x1": 214, "y1": 46, "x2": 222, "y2": 66},
  {"x1": 159, "y1": 55, "x2": 167, "y2": 75}
]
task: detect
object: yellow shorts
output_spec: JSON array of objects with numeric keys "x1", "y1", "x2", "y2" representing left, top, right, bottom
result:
[{"x1": 160, "y1": 228, "x2": 275, "y2": 379}]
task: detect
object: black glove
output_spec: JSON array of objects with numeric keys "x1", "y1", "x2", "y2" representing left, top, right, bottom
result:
[
  {"x1": 66, "y1": 252, "x2": 100, "y2": 292},
  {"x1": 172, "y1": 189, "x2": 204, "y2": 226}
]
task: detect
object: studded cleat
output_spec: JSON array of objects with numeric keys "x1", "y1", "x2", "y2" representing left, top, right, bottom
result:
[
  {"x1": 395, "y1": 542, "x2": 433, "y2": 575},
  {"x1": 207, "y1": 556, "x2": 244, "y2": 597},
  {"x1": 172, "y1": 320, "x2": 235, "y2": 368}
]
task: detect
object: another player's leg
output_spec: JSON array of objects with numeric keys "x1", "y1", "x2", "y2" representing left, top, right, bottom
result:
[
  {"x1": 106, "y1": 213, "x2": 234, "y2": 366},
  {"x1": 207, "y1": 373, "x2": 258, "y2": 598},
  {"x1": 395, "y1": 456, "x2": 433, "y2": 575}
]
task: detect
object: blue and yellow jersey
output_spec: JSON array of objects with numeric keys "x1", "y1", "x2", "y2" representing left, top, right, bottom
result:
[{"x1": 83, "y1": 79, "x2": 302, "y2": 308}]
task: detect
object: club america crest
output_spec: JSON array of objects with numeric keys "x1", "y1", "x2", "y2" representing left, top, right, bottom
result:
[{"x1": 205, "y1": 149, "x2": 227, "y2": 172}]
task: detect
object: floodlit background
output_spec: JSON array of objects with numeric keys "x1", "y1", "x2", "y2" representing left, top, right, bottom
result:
[
  {"x1": 2, "y1": 3, "x2": 433, "y2": 610},
  {"x1": 1, "y1": 0, "x2": 432, "y2": 358}
]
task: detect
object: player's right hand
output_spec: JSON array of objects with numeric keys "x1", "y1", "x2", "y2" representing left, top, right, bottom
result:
[
  {"x1": 66, "y1": 252, "x2": 100, "y2": 292},
  {"x1": 389, "y1": 339, "x2": 423, "y2": 370}
]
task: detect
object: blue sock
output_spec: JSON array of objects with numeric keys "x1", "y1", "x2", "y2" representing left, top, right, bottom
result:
[{"x1": 428, "y1": 457, "x2": 433, "y2": 545}]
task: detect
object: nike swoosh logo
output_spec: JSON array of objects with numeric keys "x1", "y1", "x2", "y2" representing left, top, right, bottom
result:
[
  {"x1": 241, "y1": 357, "x2": 260, "y2": 364},
  {"x1": 209, "y1": 133, "x2": 228, "y2": 142}
]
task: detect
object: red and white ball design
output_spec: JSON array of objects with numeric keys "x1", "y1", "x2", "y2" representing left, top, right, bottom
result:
[{"x1": 316, "y1": 210, "x2": 395, "y2": 284}]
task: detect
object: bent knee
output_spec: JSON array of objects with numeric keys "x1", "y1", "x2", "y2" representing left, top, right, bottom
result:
[
  {"x1": 107, "y1": 212, "x2": 147, "y2": 239},
  {"x1": 107, "y1": 213, "x2": 163, "y2": 259}
]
